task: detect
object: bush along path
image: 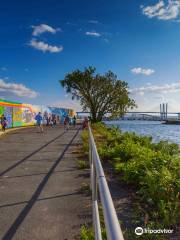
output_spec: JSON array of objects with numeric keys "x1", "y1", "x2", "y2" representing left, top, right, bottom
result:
[{"x1": 81, "y1": 123, "x2": 180, "y2": 240}]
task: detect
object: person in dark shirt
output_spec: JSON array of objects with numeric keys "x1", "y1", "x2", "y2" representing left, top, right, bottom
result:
[
  {"x1": 64, "y1": 115, "x2": 70, "y2": 131},
  {"x1": 0, "y1": 114, "x2": 7, "y2": 132},
  {"x1": 73, "y1": 115, "x2": 76, "y2": 128},
  {"x1": 82, "y1": 117, "x2": 88, "y2": 129}
]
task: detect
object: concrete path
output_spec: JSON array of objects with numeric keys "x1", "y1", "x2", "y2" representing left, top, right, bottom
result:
[{"x1": 0, "y1": 126, "x2": 91, "y2": 240}]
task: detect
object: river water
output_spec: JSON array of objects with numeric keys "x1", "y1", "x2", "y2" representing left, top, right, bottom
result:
[{"x1": 105, "y1": 120, "x2": 180, "y2": 145}]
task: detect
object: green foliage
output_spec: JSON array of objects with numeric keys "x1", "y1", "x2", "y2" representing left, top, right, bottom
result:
[
  {"x1": 90, "y1": 123, "x2": 180, "y2": 229},
  {"x1": 80, "y1": 205, "x2": 107, "y2": 240},
  {"x1": 152, "y1": 140, "x2": 180, "y2": 155},
  {"x1": 81, "y1": 130, "x2": 89, "y2": 155},
  {"x1": 80, "y1": 225, "x2": 94, "y2": 240},
  {"x1": 77, "y1": 160, "x2": 89, "y2": 169},
  {"x1": 60, "y1": 67, "x2": 136, "y2": 122}
]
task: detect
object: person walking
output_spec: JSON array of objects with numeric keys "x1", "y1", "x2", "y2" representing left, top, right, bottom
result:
[
  {"x1": 73, "y1": 115, "x2": 76, "y2": 128},
  {"x1": 82, "y1": 117, "x2": 88, "y2": 129},
  {"x1": 52, "y1": 115, "x2": 57, "y2": 127},
  {"x1": 64, "y1": 115, "x2": 70, "y2": 131},
  {"x1": 35, "y1": 112, "x2": 43, "y2": 133},
  {"x1": 0, "y1": 114, "x2": 7, "y2": 132}
]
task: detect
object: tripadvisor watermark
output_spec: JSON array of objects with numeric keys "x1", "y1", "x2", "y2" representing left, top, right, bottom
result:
[{"x1": 135, "y1": 227, "x2": 173, "y2": 236}]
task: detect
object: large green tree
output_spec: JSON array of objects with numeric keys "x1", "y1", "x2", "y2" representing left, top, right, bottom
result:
[{"x1": 60, "y1": 67, "x2": 136, "y2": 122}]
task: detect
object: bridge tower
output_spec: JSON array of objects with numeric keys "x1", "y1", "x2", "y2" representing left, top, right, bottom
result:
[
  {"x1": 160, "y1": 103, "x2": 168, "y2": 120},
  {"x1": 178, "y1": 113, "x2": 180, "y2": 120}
]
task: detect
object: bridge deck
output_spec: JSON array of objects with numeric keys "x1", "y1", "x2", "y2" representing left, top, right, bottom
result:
[{"x1": 0, "y1": 126, "x2": 90, "y2": 240}]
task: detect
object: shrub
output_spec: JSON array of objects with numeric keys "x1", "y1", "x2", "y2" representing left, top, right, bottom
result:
[{"x1": 89, "y1": 123, "x2": 180, "y2": 229}]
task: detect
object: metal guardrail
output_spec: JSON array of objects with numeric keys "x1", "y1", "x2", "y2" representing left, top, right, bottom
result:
[{"x1": 88, "y1": 124, "x2": 124, "y2": 240}]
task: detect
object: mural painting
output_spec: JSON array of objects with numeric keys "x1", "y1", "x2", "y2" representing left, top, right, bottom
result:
[
  {"x1": 13, "y1": 107, "x2": 23, "y2": 127},
  {"x1": 22, "y1": 105, "x2": 35, "y2": 126},
  {"x1": 0, "y1": 106, "x2": 4, "y2": 116},
  {"x1": 0, "y1": 99, "x2": 75, "y2": 129},
  {"x1": 4, "y1": 107, "x2": 13, "y2": 128}
]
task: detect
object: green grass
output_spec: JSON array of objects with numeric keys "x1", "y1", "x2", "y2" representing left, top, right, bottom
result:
[
  {"x1": 80, "y1": 225, "x2": 94, "y2": 240},
  {"x1": 77, "y1": 160, "x2": 89, "y2": 169},
  {"x1": 80, "y1": 204, "x2": 107, "y2": 240}
]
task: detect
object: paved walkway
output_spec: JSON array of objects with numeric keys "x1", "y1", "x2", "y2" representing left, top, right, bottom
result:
[{"x1": 0, "y1": 126, "x2": 91, "y2": 240}]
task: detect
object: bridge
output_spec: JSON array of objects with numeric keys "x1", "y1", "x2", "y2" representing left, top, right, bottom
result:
[
  {"x1": 77, "y1": 111, "x2": 180, "y2": 114},
  {"x1": 76, "y1": 111, "x2": 180, "y2": 121}
]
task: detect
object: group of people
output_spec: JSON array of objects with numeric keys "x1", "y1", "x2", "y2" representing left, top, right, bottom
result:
[
  {"x1": 0, "y1": 112, "x2": 88, "y2": 133},
  {"x1": 35, "y1": 112, "x2": 77, "y2": 133},
  {"x1": 44, "y1": 114, "x2": 58, "y2": 127},
  {"x1": 35, "y1": 112, "x2": 58, "y2": 133}
]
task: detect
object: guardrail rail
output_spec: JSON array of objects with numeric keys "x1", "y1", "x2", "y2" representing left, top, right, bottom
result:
[{"x1": 88, "y1": 124, "x2": 124, "y2": 240}]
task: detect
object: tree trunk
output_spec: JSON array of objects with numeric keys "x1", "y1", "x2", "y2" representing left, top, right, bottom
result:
[{"x1": 91, "y1": 112, "x2": 103, "y2": 123}]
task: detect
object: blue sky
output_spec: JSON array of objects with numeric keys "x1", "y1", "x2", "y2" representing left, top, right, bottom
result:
[{"x1": 1, "y1": 0, "x2": 180, "y2": 111}]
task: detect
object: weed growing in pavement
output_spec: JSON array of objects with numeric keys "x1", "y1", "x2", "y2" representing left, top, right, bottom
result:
[{"x1": 77, "y1": 160, "x2": 89, "y2": 170}]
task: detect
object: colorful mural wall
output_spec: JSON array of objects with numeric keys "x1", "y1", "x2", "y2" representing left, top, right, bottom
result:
[
  {"x1": 48, "y1": 107, "x2": 75, "y2": 121},
  {"x1": 47, "y1": 107, "x2": 76, "y2": 123},
  {"x1": 0, "y1": 99, "x2": 75, "y2": 129}
]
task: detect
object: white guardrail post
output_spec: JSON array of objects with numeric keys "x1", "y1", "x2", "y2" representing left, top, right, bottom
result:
[{"x1": 88, "y1": 124, "x2": 124, "y2": 240}]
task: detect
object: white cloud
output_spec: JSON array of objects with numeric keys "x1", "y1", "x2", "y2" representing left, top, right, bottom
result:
[
  {"x1": 134, "y1": 94, "x2": 180, "y2": 112},
  {"x1": 131, "y1": 67, "x2": 155, "y2": 76},
  {"x1": 141, "y1": 0, "x2": 180, "y2": 20},
  {"x1": 130, "y1": 82, "x2": 180, "y2": 95},
  {"x1": 147, "y1": 82, "x2": 152, "y2": 86},
  {"x1": 0, "y1": 79, "x2": 38, "y2": 98},
  {"x1": 32, "y1": 24, "x2": 60, "y2": 36},
  {"x1": 29, "y1": 39, "x2": 63, "y2": 53},
  {"x1": 85, "y1": 31, "x2": 101, "y2": 37}
]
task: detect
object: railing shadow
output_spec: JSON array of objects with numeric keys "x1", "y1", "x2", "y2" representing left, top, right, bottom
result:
[
  {"x1": 0, "y1": 192, "x2": 80, "y2": 209},
  {"x1": 0, "y1": 131, "x2": 66, "y2": 177},
  {"x1": 2, "y1": 129, "x2": 79, "y2": 240},
  {"x1": 0, "y1": 168, "x2": 77, "y2": 179}
]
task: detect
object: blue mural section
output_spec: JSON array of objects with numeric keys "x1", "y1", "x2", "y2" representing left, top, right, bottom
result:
[
  {"x1": 48, "y1": 107, "x2": 74, "y2": 123},
  {"x1": 4, "y1": 107, "x2": 13, "y2": 128}
]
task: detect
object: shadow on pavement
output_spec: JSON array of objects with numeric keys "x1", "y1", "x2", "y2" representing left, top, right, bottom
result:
[
  {"x1": 0, "y1": 131, "x2": 66, "y2": 177},
  {"x1": 2, "y1": 129, "x2": 79, "y2": 240}
]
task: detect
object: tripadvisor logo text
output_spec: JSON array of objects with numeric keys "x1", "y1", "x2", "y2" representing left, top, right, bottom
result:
[{"x1": 135, "y1": 227, "x2": 173, "y2": 236}]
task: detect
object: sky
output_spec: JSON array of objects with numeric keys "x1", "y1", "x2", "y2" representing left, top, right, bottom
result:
[{"x1": 1, "y1": 0, "x2": 180, "y2": 112}]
